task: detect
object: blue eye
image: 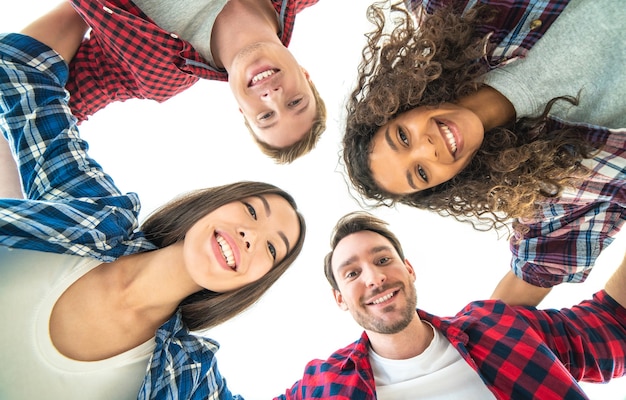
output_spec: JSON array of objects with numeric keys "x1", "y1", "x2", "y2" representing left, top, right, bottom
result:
[
  {"x1": 268, "y1": 242, "x2": 277, "y2": 260},
  {"x1": 244, "y1": 202, "x2": 257, "y2": 220},
  {"x1": 288, "y1": 98, "x2": 303, "y2": 107},
  {"x1": 377, "y1": 257, "x2": 390, "y2": 265},
  {"x1": 259, "y1": 111, "x2": 274, "y2": 121}
]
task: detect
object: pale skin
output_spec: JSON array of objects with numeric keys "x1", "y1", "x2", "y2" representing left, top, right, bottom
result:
[
  {"x1": 331, "y1": 231, "x2": 434, "y2": 359},
  {"x1": 16, "y1": 11, "x2": 302, "y2": 361},
  {"x1": 331, "y1": 229, "x2": 626, "y2": 362},
  {"x1": 211, "y1": 0, "x2": 317, "y2": 148}
]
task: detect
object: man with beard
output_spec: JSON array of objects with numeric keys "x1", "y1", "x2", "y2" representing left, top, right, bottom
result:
[{"x1": 274, "y1": 212, "x2": 626, "y2": 399}]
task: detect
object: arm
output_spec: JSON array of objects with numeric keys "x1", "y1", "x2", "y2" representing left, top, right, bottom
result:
[
  {"x1": 0, "y1": 33, "x2": 154, "y2": 260},
  {"x1": 0, "y1": 136, "x2": 22, "y2": 198},
  {"x1": 491, "y1": 270, "x2": 552, "y2": 306},
  {"x1": 19, "y1": 1, "x2": 88, "y2": 63},
  {"x1": 605, "y1": 252, "x2": 626, "y2": 308}
]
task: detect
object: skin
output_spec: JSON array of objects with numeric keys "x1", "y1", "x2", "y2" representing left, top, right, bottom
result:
[
  {"x1": 370, "y1": 86, "x2": 515, "y2": 194},
  {"x1": 212, "y1": 0, "x2": 317, "y2": 148},
  {"x1": 331, "y1": 230, "x2": 434, "y2": 359},
  {"x1": 49, "y1": 194, "x2": 300, "y2": 361},
  {"x1": 1, "y1": 2, "x2": 89, "y2": 199}
]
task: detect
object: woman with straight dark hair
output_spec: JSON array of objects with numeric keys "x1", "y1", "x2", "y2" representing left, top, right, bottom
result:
[
  {"x1": 343, "y1": 0, "x2": 625, "y2": 307},
  {"x1": 0, "y1": 6, "x2": 305, "y2": 399}
]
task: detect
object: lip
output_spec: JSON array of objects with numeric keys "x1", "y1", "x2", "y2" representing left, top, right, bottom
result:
[
  {"x1": 247, "y1": 66, "x2": 281, "y2": 88},
  {"x1": 211, "y1": 230, "x2": 241, "y2": 272},
  {"x1": 436, "y1": 118, "x2": 463, "y2": 159},
  {"x1": 365, "y1": 289, "x2": 399, "y2": 306}
]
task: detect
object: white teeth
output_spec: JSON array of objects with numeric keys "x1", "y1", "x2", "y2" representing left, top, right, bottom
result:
[
  {"x1": 216, "y1": 234, "x2": 235, "y2": 268},
  {"x1": 251, "y1": 69, "x2": 276, "y2": 84},
  {"x1": 371, "y1": 292, "x2": 394, "y2": 305},
  {"x1": 438, "y1": 122, "x2": 457, "y2": 154}
]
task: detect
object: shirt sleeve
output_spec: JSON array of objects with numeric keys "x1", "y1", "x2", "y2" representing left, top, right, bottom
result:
[
  {"x1": 510, "y1": 202, "x2": 625, "y2": 287},
  {"x1": 516, "y1": 290, "x2": 626, "y2": 382},
  {"x1": 0, "y1": 33, "x2": 155, "y2": 261},
  {"x1": 138, "y1": 311, "x2": 245, "y2": 400}
]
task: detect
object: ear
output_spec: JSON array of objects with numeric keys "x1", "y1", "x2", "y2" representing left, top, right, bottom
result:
[
  {"x1": 300, "y1": 66, "x2": 310, "y2": 80},
  {"x1": 405, "y1": 259, "x2": 416, "y2": 282},
  {"x1": 333, "y1": 289, "x2": 349, "y2": 311}
]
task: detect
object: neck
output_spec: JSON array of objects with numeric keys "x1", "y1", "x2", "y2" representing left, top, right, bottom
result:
[
  {"x1": 97, "y1": 244, "x2": 203, "y2": 324},
  {"x1": 456, "y1": 85, "x2": 516, "y2": 132},
  {"x1": 211, "y1": 0, "x2": 280, "y2": 69},
  {"x1": 367, "y1": 314, "x2": 434, "y2": 359}
]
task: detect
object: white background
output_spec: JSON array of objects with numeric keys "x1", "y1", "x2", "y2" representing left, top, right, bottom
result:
[{"x1": 4, "y1": 1, "x2": 626, "y2": 399}]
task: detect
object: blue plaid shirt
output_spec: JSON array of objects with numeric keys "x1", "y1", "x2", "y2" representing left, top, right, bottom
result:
[{"x1": 0, "y1": 33, "x2": 240, "y2": 400}]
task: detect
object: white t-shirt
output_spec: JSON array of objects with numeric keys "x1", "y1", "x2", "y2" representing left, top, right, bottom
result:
[
  {"x1": 0, "y1": 247, "x2": 155, "y2": 399},
  {"x1": 370, "y1": 323, "x2": 496, "y2": 399},
  {"x1": 130, "y1": 0, "x2": 229, "y2": 66}
]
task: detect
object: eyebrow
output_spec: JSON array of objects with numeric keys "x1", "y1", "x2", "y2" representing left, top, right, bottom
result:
[
  {"x1": 336, "y1": 245, "x2": 392, "y2": 272},
  {"x1": 384, "y1": 127, "x2": 418, "y2": 190},
  {"x1": 257, "y1": 100, "x2": 312, "y2": 131},
  {"x1": 255, "y1": 195, "x2": 292, "y2": 255}
]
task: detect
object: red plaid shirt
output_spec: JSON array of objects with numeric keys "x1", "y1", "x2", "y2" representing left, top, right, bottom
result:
[
  {"x1": 276, "y1": 291, "x2": 626, "y2": 399},
  {"x1": 66, "y1": 0, "x2": 318, "y2": 122}
]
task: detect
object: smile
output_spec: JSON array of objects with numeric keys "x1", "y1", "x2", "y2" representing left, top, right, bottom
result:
[
  {"x1": 369, "y1": 291, "x2": 396, "y2": 305},
  {"x1": 437, "y1": 121, "x2": 457, "y2": 156},
  {"x1": 215, "y1": 233, "x2": 236, "y2": 270},
  {"x1": 250, "y1": 69, "x2": 278, "y2": 86}
]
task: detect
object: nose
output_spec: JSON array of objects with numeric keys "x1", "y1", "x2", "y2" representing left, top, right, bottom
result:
[
  {"x1": 409, "y1": 133, "x2": 438, "y2": 161},
  {"x1": 261, "y1": 86, "x2": 283, "y2": 101},
  {"x1": 363, "y1": 266, "x2": 386, "y2": 288},
  {"x1": 238, "y1": 229, "x2": 256, "y2": 251}
]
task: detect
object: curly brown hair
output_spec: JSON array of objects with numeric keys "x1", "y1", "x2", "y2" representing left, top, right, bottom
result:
[{"x1": 343, "y1": 1, "x2": 598, "y2": 233}]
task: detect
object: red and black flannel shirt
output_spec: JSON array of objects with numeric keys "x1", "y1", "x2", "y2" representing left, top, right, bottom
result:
[
  {"x1": 276, "y1": 291, "x2": 626, "y2": 399},
  {"x1": 66, "y1": 0, "x2": 318, "y2": 122}
]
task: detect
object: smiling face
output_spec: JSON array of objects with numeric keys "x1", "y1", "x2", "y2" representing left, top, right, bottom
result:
[
  {"x1": 183, "y1": 194, "x2": 300, "y2": 293},
  {"x1": 228, "y1": 42, "x2": 317, "y2": 148},
  {"x1": 369, "y1": 103, "x2": 485, "y2": 195},
  {"x1": 331, "y1": 230, "x2": 417, "y2": 334}
]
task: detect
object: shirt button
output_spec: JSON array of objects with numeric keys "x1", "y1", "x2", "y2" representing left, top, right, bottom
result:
[
  {"x1": 529, "y1": 19, "x2": 542, "y2": 30},
  {"x1": 103, "y1": 6, "x2": 113, "y2": 14},
  {"x1": 170, "y1": 33, "x2": 179, "y2": 39}
]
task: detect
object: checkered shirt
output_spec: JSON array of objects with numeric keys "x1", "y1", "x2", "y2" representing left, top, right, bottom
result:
[
  {"x1": 404, "y1": 0, "x2": 572, "y2": 68},
  {"x1": 0, "y1": 33, "x2": 238, "y2": 400},
  {"x1": 276, "y1": 291, "x2": 626, "y2": 399},
  {"x1": 66, "y1": 0, "x2": 319, "y2": 122}
]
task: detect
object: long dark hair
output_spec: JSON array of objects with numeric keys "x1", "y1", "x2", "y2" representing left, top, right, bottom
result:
[
  {"x1": 140, "y1": 181, "x2": 306, "y2": 330},
  {"x1": 343, "y1": 1, "x2": 597, "y2": 233}
]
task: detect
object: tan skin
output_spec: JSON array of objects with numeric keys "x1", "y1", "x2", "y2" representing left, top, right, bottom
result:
[{"x1": 19, "y1": 8, "x2": 302, "y2": 361}]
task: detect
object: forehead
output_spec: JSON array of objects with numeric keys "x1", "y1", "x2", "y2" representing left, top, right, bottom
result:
[{"x1": 331, "y1": 230, "x2": 394, "y2": 270}]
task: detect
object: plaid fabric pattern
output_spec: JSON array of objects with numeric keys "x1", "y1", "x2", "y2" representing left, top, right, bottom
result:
[
  {"x1": 138, "y1": 310, "x2": 243, "y2": 400},
  {"x1": 66, "y1": 0, "x2": 319, "y2": 122},
  {"x1": 0, "y1": 33, "x2": 156, "y2": 261},
  {"x1": 0, "y1": 34, "x2": 237, "y2": 400},
  {"x1": 276, "y1": 291, "x2": 626, "y2": 399},
  {"x1": 404, "y1": 0, "x2": 572, "y2": 67},
  {"x1": 512, "y1": 123, "x2": 626, "y2": 287}
]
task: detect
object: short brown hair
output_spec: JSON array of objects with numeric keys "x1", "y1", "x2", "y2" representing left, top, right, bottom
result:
[
  {"x1": 245, "y1": 79, "x2": 327, "y2": 164},
  {"x1": 140, "y1": 181, "x2": 306, "y2": 330},
  {"x1": 323, "y1": 211, "x2": 405, "y2": 290}
]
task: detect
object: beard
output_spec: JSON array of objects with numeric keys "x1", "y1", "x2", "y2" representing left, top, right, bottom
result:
[{"x1": 352, "y1": 281, "x2": 418, "y2": 334}]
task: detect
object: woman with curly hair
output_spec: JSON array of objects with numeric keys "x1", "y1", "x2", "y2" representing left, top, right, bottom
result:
[{"x1": 343, "y1": 0, "x2": 625, "y2": 306}]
